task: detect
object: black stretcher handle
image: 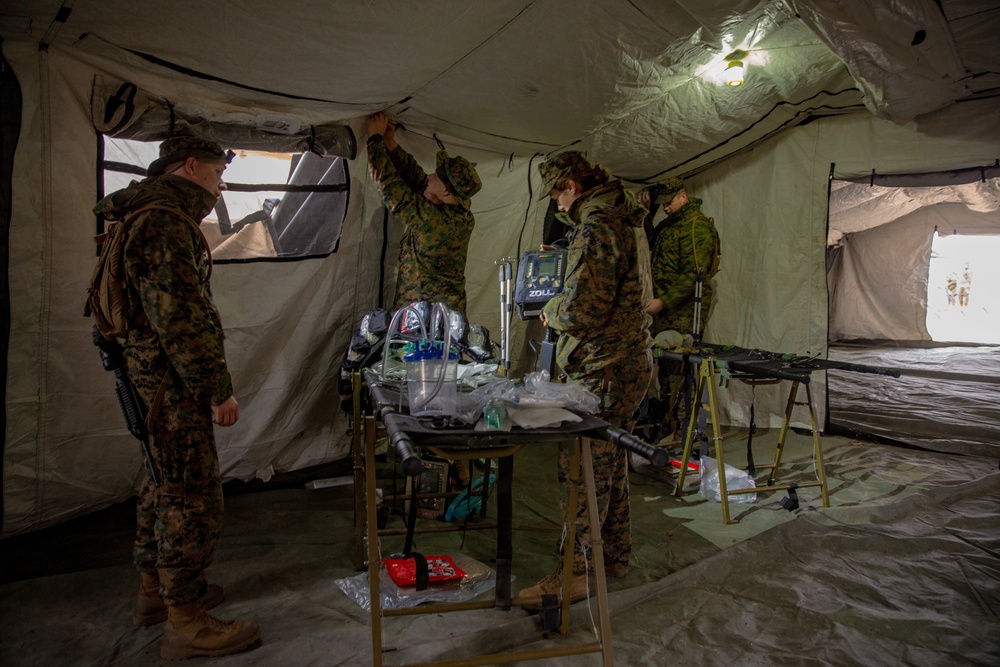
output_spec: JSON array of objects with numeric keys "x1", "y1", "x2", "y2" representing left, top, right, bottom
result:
[
  {"x1": 798, "y1": 358, "x2": 901, "y2": 378},
  {"x1": 391, "y1": 430, "x2": 423, "y2": 476},
  {"x1": 600, "y1": 426, "x2": 669, "y2": 467},
  {"x1": 727, "y1": 359, "x2": 812, "y2": 383}
]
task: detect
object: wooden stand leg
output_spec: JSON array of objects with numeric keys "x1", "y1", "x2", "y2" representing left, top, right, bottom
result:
[
  {"x1": 560, "y1": 443, "x2": 581, "y2": 635},
  {"x1": 700, "y1": 365, "x2": 734, "y2": 525},
  {"x1": 675, "y1": 359, "x2": 708, "y2": 496},
  {"x1": 365, "y1": 414, "x2": 383, "y2": 667},
  {"x1": 353, "y1": 372, "x2": 367, "y2": 570},
  {"x1": 767, "y1": 381, "x2": 798, "y2": 486},
  {"x1": 804, "y1": 383, "x2": 830, "y2": 507},
  {"x1": 581, "y1": 437, "x2": 614, "y2": 667}
]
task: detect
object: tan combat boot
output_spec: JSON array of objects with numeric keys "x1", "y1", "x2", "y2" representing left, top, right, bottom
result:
[
  {"x1": 159, "y1": 603, "x2": 261, "y2": 661},
  {"x1": 515, "y1": 568, "x2": 589, "y2": 610},
  {"x1": 132, "y1": 572, "x2": 225, "y2": 626}
]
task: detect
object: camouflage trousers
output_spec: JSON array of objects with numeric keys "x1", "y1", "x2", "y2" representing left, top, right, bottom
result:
[
  {"x1": 133, "y1": 391, "x2": 224, "y2": 606},
  {"x1": 558, "y1": 348, "x2": 652, "y2": 574},
  {"x1": 658, "y1": 357, "x2": 697, "y2": 441}
]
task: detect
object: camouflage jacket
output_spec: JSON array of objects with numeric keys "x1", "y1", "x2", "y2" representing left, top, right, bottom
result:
[
  {"x1": 93, "y1": 177, "x2": 233, "y2": 410},
  {"x1": 650, "y1": 197, "x2": 720, "y2": 336},
  {"x1": 543, "y1": 181, "x2": 653, "y2": 378},
  {"x1": 367, "y1": 136, "x2": 475, "y2": 311}
]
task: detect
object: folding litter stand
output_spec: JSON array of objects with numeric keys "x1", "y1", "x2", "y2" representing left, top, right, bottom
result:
[
  {"x1": 352, "y1": 369, "x2": 666, "y2": 667},
  {"x1": 661, "y1": 345, "x2": 900, "y2": 524}
]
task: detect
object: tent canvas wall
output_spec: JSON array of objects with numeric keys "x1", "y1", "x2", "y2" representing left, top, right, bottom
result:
[{"x1": 3, "y1": 0, "x2": 1000, "y2": 536}]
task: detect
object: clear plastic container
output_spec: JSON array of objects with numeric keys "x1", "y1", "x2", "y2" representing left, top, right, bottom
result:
[{"x1": 404, "y1": 342, "x2": 459, "y2": 416}]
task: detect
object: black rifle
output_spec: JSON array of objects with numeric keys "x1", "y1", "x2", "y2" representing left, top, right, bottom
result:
[{"x1": 92, "y1": 325, "x2": 160, "y2": 486}]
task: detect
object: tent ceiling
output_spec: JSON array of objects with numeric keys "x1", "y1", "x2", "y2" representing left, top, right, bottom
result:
[
  {"x1": 829, "y1": 176, "x2": 1000, "y2": 245},
  {"x1": 4, "y1": 0, "x2": 997, "y2": 180}
]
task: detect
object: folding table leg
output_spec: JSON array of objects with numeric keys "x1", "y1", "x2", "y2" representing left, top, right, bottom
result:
[
  {"x1": 559, "y1": 442, "x2": 581, "y2": 635},
  {"x1": 803, "y1": 383, "x2": 830, "y2": 507},
  {"x1": 768, "y1": 381, "x2": 799, "y2": 486},
  {"x1": 581, "y1": 437, "x2": 614, "y2": 667}
]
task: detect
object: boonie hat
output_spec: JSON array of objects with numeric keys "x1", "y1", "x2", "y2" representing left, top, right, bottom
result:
[
  {"x1": 148, "y1": 136, "x2": 233, "y2": 178},
  {"x1": 436, "y1": 151, "x2": 482, "y2": 204},
  {"x1": 537, "y1": 151, "x2": 594, "y2": 198}
]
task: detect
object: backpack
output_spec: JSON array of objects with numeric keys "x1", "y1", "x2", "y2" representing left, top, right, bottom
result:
[{"x1": 85, "y1": 203, "x2": 208, "y2": 340}]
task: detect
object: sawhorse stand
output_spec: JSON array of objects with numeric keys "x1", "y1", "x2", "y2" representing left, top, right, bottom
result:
[{"x1": 673, "y1": 356, "x2": 830, "y2": 524}]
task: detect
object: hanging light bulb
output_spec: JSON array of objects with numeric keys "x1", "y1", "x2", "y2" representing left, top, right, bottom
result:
[
  {"x1": 723, "y1": 50, "x2": 748, "y2": 87},
  {"x1": 725, "y1": 60, "x2": 745, "y2": 86}
]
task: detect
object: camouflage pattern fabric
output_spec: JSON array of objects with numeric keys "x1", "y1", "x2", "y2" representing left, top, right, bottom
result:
[
  {"x1": 134, "y1": 418, "x2": 223, "y2": 605},
  {"x1": 648, "y1": 196, "x2": 720, "y2": 439},
  {"x1": 94, "y1": 175, "x2": 232, "y2": 605},
  {"x1": 634, "y1": 225, "x2": 654, "y2": 307},
  {"x1": 557, "y1": 352, "x2": 652, "y2": 573},
  {"x1": 435, "y1": 150, "x2": 482, "y2": 204},
  {"x1": 657, "y1": 356, "x2": 692, "y2": 440},
  {"x1": 367, "y1": 135, "x2": 475, "y2": 311},
  {"x1": 541, "y1": 178, "x2": 654, "y2": 573},
  {"x1": 147, "y1": 135, "x2": 233, "y2": 178},
  {"x1": 649, "y1": 196, "x2": 720, "y2": 336},
  {"x1": 656, "y1": 176, "x2": 685, "y2": 203},
  {"x1": 542, "y1": 181, "x2": 653, "y2": 376}
]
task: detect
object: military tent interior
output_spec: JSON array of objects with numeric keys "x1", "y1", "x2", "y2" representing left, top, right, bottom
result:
[{"x1": 1, "y1": 1, "x2": 999, "y2": 665}]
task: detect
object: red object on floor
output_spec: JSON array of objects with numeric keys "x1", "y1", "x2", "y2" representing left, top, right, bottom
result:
[{"x1": 383, "y1": 555, "x2": 466, "y2": 587}]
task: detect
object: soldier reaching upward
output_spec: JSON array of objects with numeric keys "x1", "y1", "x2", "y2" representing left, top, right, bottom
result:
[{"x1": 366, "y1": 112, "x2": 482, "y2": 312}]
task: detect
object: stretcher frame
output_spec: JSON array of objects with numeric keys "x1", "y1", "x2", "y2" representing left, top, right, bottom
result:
[
  {"x1": 353, "y1": 371, "x2": 618, "y2": 667},
  {"x1": 671, "y1": 354, "x2": 830, "y2": 524}
]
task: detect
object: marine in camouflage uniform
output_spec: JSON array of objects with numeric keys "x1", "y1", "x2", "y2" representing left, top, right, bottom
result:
[
  {"x1": 646, "y1": 177, "x2": 721, "y2": 439},
  {"x1": 94, "y1": 136, "x2": 259, "y2": 659},
  {"x1": 535, "y1": 151, "x2": 653, "y2": 582},
  {"x1": 366, "y1": 113, "x2": 481, "y2": 312}
]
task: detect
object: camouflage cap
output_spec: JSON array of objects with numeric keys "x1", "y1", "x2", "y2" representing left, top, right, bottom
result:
[
  {"x1": 147, "y1": 136, "x2": 232, "y2": 177},
  {"x1": 436, "y1": 151, "x2": 482, "y2": 204},
  {"x1": 656, "y1": 177, "x2": 685, "y2": 202},
  {"x1": 537, "y1": 151, "x2": 593, "y2": 199}
]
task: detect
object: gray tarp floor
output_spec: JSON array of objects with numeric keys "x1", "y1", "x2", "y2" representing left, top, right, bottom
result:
[
  {"x1": 2, "y1": 429, "x2": 999, "y2": 666},
  {"x1": 828, "y1": 343, "x2": 1000, "y2": 459}
]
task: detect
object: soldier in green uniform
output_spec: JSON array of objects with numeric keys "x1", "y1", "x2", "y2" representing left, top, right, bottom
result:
[
  {"x1": 93, "y1": 136, "x2": 260, "y2": 660},
  {"x1": 518, "y1": 151, "x2": 653, "y2": 605},
  {"x1": 366, "y1": 113, "x2": 482, "y2": 312},
  {"x1": 643, "y1": 177, "x2": 721, "y2": 441}
]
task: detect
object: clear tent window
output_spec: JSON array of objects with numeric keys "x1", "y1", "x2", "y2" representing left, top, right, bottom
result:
[{"x1": 100, "y1": 136, "x2": 349, "y2": 261}]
